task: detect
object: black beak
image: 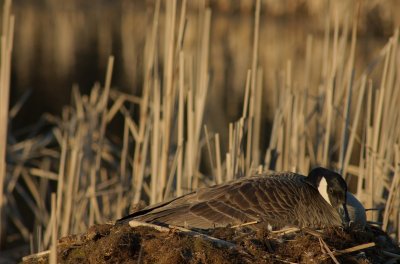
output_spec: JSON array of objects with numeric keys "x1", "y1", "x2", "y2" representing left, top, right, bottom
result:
[{"x1": 338, "y1": 203, "x2": 350, "y2": 227}]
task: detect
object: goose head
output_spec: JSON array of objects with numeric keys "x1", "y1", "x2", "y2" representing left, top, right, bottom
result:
[{"x1": 306, "y1": 167, "x2": 350, "y2": 227}]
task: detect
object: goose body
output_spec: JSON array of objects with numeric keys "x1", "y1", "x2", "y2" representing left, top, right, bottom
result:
[{"x1": 118, "y1": 168, "x2": 358, "y2": 229}]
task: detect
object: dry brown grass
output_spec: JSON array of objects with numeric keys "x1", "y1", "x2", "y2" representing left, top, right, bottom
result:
[{"x1": 0, "y1": 0, "x2": 399, "y2": 263}]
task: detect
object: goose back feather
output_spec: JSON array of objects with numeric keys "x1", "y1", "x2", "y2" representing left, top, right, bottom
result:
[{"x1": 118, "y1": 172, "x2": 344, "y2": 229}]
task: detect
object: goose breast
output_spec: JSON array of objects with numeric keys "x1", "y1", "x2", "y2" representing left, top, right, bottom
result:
[{"x1": 346, "y1": 192, "x2": 366, "y2": 229}]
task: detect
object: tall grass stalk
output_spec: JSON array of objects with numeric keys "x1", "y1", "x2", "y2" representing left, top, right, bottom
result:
[{"x1": 0, "y1": 0, "x2": 14, "y2": 248}]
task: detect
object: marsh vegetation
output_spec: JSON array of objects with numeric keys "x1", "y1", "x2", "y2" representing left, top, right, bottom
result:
[{"x1": 0, "y1": 0, "x2": 399, "y2": 263}]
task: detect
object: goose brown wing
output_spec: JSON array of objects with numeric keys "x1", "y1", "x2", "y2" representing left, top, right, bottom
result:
[{"x1": 119, "y1": 173, "x2": 307, "y2": 229}]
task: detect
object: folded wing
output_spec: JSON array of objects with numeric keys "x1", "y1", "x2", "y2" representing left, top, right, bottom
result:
[{"x1": 118, "y1": 173, "x2": 311, "y2": 229}]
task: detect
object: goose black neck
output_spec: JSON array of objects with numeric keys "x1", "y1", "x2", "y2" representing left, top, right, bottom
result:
[{"x1": 306, "y1": 167, "x2": 336, "y2": 187}]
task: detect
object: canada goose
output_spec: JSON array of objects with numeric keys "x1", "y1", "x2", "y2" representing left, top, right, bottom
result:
[{"x1": 117, "y1": 167, "x2": 355, "y2": 229}]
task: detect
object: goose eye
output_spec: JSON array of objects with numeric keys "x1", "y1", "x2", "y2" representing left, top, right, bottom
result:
[{"x1": 329, "y1": 188, "x2": 334, "y2": 194}]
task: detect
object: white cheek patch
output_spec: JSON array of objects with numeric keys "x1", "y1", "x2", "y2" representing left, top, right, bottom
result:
[{"x1": 318, "y1": 177, "x2": 332, "y2": 206}]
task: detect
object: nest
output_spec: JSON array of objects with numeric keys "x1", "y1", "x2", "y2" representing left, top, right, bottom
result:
[{"x1": 22, "y1": 221, "x2": 400, "y2": 264}]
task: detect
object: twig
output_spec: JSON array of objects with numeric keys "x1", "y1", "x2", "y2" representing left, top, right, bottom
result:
[
  {"x1": 271, "y1": 227, "x2": 300, "y2": 235},
  {"x1": 334, "y1": 242, "x2": 376, "y2": 255},
  {"x1": 22, "y1": 250, "x2": 50, "y2": 262},
  {"x1": 231, "y1": 221, "x2": 259, "y2": 228},
  {"x1": 128, "y1": 220, "x2": 236, "y2": 249},
  {"x1": 301, "y1": 227, "x2": 323, "y2": 238},
  {"x1": 319, "y1": 237, "x2": 340, "y2": 264}
]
